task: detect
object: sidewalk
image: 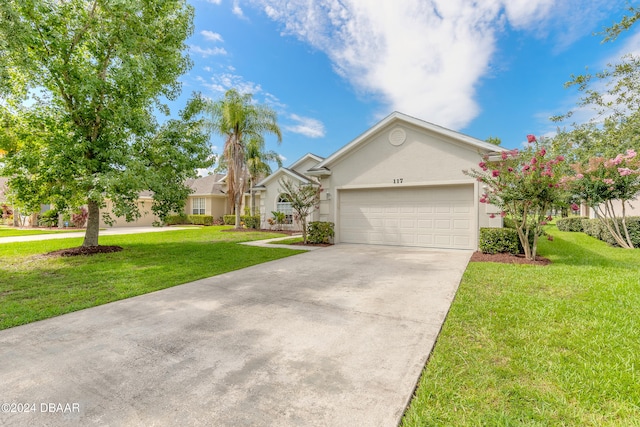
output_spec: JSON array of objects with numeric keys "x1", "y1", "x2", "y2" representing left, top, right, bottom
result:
[{"x1": 0, "y1": 226, "x2": 189, "y2": 244}]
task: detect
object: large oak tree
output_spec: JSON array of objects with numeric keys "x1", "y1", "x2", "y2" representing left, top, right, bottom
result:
[{"x1": 0, "y1": 0, "x2": 210, "y2": 246}]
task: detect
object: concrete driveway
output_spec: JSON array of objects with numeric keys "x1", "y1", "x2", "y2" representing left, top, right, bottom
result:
[{"x1": 0, "y1": 244, "x2": 471, "y2": 426}]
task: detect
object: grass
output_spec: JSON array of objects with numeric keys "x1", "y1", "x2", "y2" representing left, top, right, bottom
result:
[
  {"x1": 0, "y1": 225, "x2": 83, "y2": 237},
  {"x1": 0, "y1": 226, "x2": 303, "y2": 330},
  {"x1": 401, "y1": 226, "x2": 640, "y2": 427}
]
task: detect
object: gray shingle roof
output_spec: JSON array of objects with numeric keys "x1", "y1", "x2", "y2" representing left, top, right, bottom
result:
[{"x1": 185, "y1": 173, "x2": 226, "y2": 195}]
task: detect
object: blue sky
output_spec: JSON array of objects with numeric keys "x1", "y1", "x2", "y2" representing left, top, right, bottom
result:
[{"x1": 174, "y1": 0, "x2": 640, "y2": 169}]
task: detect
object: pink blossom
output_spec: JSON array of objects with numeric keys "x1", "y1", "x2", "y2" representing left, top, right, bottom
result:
[
  {"x1": 618, "y1": 167, "x2": 633, "y2": 176},
  {"x1": 492, "y1": 170, "x2": 500, "y2": 177},
  {"x1": 531, "y1": 157, "x2": 538, "y2": 165},
  {"x1": 540, "y1": 220, "x2": 548, "y2": 226},
  {"x1": 611, "y1": 154, "x2": 624, "y2": 165},
  {"x1": 539, "y1": 148, "x2": 547, "y2": 157},
  {"x1": 576, "y1": 173, "x2": 584, "y2": 179},
  {"x1": 556, "y1": 155, "x2": 564, "y2": 162},
  {"x1": 626, "y1": 149, "x2": 637, "y2": 159},
  {"x1": 510, "y1": 149, "x2": 519, "y2": 157},
  {"x1": 527, "y1": 134, "x2": 536, "y2": 143},
  {"x1": 523, "y1": 165, "x2": 530, "y2": 171},
  {"x1": 479, "y1": 161, "x2": 488, "y2": 171},
  {"x1": 547, "y1": 235, "x2": 554, "y2": 241},
  {"x1": 501, "y1": 151, "x2": 508, "y2": 160},
  {"x1": 489, "y1": 213, "x2": 496, "y2": 219},
  {"x1": 508, "y1": 167, "x2": 514, "y2": 172},
  {"x1": 500, "y1": 211, "x2": 507, "y2": 218},
  {"x1": 603, "y1": 178, "x2": 614, "y2": 185},
  {"x1": 571, "y1": 203, "x2": 579, "y2": 211}
]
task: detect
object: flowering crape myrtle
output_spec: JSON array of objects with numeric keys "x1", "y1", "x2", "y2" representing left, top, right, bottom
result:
[
  {"x1": 464, "y1": 135, "x2": 565, "y2": 260},
  {"x1": 562, "y1": 149, "x2": 640, "y2": 248}
]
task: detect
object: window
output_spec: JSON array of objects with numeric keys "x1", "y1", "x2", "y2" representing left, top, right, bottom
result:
[
  {"x1": 276, "y1": 195, "x2": 293, "y2": 224},
  {"x1": 192, "y1": 198, "x2": 205, "y2": 215}
]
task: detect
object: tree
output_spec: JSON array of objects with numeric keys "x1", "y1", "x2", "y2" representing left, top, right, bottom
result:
[
  {"x1": 486, "y1": 136, "x2": 502, "y2": 146},
  {"x1": 0, "y1": 0, "x2": 206, "y2": 247},
  {"x1": 278, "y1": 178, "x2": 321, "y2": 244},
  {"x1": 564, "y1": 149, "x2": 640, "y2": 248},
  {"x1": 204, "y1": 89, "x2": 282, "y2": 228},
  {"x1": 246, "y1": 137, "x2": 282, "y2": 215},
  {"x1": 464, "y1": 135, "x2": 566, "y2": 260}
]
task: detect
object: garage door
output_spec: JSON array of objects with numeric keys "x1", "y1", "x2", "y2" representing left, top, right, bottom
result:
[{"x1": 339, "y1": 185, "x2": 475, "y2": 249}]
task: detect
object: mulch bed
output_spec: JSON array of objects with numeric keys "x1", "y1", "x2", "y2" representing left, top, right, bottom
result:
[
  {"x1": 469, "y1": 251, "x2": 551, "y2": 266},
  {"x1": 43, "y1": 245, "x2": 123, "y2": 257}
]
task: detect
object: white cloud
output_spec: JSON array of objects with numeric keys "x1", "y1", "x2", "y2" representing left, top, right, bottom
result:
[
  {"x1": 201, "y1": 30, "x2": 224, "y2": 43},
  {"x1": 284, "y1": 114, "x2": 326, "y2": 138},
  {"x1": 189, "y1": 45, "x2": 227, "y2": 57},
  {"x1": 203, "y1": 73, "x2": 263, "y2": 96},
  {"x1": 249, "y1": 0, "x2": 625, "y2": 130},
  {"x1": 205, "y1": 0, "x2": 222, "y2": 4},
  {"x1": 233, "y1": 0, "x2": 246, "y2": 19}
]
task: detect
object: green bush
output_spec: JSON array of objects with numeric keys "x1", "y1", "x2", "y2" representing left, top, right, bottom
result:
[
  {"x1": 307, "y1": 221, "x2": 335, "y2": 244},
  {"x1": 164, "y1": 213, "x2": 188, "y2": 226},
  {"x1": 581, "y1": 217, "x2": 640, "y2": 247},
  {"x1": 223, "y1": 215, "x2": 236, "y2": 225},
  {"x1": 187, "y1": 214, "x2": 214, "y2": 226},
  {"x1": 241, "y1": 215, "x2": 260, "y2": 229},
  {"x1": 38, "y1": 209, "x2": 59, "y2": 227},
  {"x1": 479, "y1": 228, "x2": 520, "y2": 255},
  {"x1": 556, "y1": 216, "x2": 587, "y2": 232}
]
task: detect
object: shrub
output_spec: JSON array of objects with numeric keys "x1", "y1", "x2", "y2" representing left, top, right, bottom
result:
[
  {"x1": 479, "y1": 228, "x2": 520, "y2": 255},
  {"x1": 38, "y1": 209, "x2": 59, "y2": 227},
  {"x1": 307, "y1": 221, "x2": 335, "y2": 244},
  {"x1": 71, "y1": 207, "x2": 88, "y2": 228},
  {"x1": 241, "y1": 215, "x2": 260, "y2": 229},
  {"x1": 164, "y1": 213, "x2": 188, "y2": 226},
  {"x1": 223, "y1": 215, "x2": 236, "y2": 225},
  {"x1": 582, "y1": 217, "x2": 640, "y2": 247},
  {"x1": 556, "y1": 216, "x2": 587, "y2": 232},
  {"x1": 187, "y1": 214, "x2": 214, "y2": 226}
]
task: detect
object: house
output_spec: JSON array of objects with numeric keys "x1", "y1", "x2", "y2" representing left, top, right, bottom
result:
[
  {"x1": 100, "y1": 173, "x2": 229, "y2": 227},
  {"x1": 254, "y1": 112, "x2": 506, "y2": 250}
]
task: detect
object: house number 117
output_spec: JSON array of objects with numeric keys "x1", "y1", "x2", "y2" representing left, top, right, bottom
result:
[{"x1": 393, "y1": 178, "x2": 404, "y2": 184}]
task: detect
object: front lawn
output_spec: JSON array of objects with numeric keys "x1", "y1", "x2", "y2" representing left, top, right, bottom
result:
[
  {"x1": 0, "y1": 225, "x2": 82, "y2": 237},
  {"x1": 0, "y1": 226, "x2": 302, "y2": 330},
  {"x1": 401, "y1": 226, "x2": 640, "y2": 426}
]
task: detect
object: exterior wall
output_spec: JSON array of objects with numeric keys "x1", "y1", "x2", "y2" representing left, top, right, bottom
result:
[
  {"x1": 318, "y1": 122, "x2": 501, "y2": 246},
  {"x1": 257, "y1": 172, "x2": 316, "y2": 232},
  {"x1": 186, "y1": 195, "x2": 227, "y2": 220},
  {"x1": 291, "y1": 157, "x2": 321, "y2": 175},
  {"x1": 588, "y1": 196, "x2": 640, "y2": 218},
  {"x1": 100, "y1": 198, "x2": 160, "y2": 227}
]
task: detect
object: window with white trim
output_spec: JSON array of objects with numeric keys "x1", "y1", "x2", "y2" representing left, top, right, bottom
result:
[
  {"x1": 192, "y1": 198, "x2": 205, "y2": 215},
  {"x1": 276, "y1": 195, "x2": 293, "y2": 224}
]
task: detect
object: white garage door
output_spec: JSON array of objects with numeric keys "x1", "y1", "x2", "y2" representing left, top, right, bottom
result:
[{"x1": 339, "y1": 185, "x2": 475, "y2": 249}]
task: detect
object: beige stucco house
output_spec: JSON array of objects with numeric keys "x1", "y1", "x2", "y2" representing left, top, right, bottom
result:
[{"x1": 255, "y1": 112, "x2": 506, "y2": 250}]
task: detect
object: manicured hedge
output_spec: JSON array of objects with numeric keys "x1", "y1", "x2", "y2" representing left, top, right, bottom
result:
[
  {"x1": 164, "y1": 213, "x2": 188, "y2": 226},
  {"x1": 223, "y1": 215, "x2": 260, "y2": 228},
  {"x1": 307, "y1": 221, "x2": 334, "y2": 244},
  {"x1": 479, "y1": 228, "x2": 520, "y2": 255},
  {"x1": 187, "y1": 214, "x2": 214, "y2": 226},
  {"x1": 556, "y1": 216, "x2": 587, "y2": 232},
  {"x1": 581, "y1": 217, "x2": 640, "y2": 247}
]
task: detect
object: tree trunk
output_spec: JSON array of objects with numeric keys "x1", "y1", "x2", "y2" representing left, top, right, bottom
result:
[{"x1": 83, "y1": 200, "x2": 100, "y2": 247}]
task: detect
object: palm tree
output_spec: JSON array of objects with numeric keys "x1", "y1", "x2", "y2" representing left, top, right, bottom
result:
[
  {"x1": 246, "y1": 137, "x2": 282, "y2": 215},
  {"x1": 205, "y1": 89, "x2": 282, "y2": 228}
]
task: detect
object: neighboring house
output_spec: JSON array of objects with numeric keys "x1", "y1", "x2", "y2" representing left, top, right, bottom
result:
[
  {"x1": 100, "y1": 173, "x2": 229, "y2": 227},
  {"x1": 255, "y1": 112, "x2": 506, "y2": 250},
  {"x1": 0, "y1": 177, "x2": 7, "y2": 205}
]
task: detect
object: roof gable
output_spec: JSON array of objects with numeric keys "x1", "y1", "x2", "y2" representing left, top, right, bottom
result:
[
  {"x1": 312, "y1": 112, "x2": 505, "y2": 170},
  {"x1": 254, "y1": 167, "x2": 314, "y2": 188},
  {"x1": 186, "y1": 173, "x2": 227, "y2": 195},
  {"x1": 287, "y1": 153, "x2": 324, "y2": 172}
]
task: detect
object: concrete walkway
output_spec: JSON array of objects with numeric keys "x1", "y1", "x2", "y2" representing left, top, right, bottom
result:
[
  {"x1": 0, "y1": 244, "x2": 472, "y2": 426},
  {"x1": 0, "y1": 226, "x2": 190, "y2": 244}
]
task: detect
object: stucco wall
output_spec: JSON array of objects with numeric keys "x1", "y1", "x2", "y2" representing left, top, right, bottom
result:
[{"x1": 100, "y1": 198, "x2": 160, "y2": 227}]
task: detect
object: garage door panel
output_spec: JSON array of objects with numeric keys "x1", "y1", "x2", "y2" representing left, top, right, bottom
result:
[{"x1": 339, "y1": 186, "x2": 474, "y2": 250}]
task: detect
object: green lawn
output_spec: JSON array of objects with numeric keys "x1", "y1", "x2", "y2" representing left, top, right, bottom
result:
[
  {"x1": 401, "y1": 226, "x2": 640, "y2": 426},
  {"x1": 0, "y1": 226, "x2": 302, "y2": 330},
  {"x1": 0, "y1": 225, "x2": 82, "y2": 237}
]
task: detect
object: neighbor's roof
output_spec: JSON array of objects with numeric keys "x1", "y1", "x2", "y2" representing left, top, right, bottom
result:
[
  {"x1": 253, "y1": 167, "x2": 315, "y2": 189},
  {"x1": 310, "y1": 111, "x2": 506, "y2": 172},
  {"x1": 185, "y1": 173, "x2": 226, "y2": 196}
]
